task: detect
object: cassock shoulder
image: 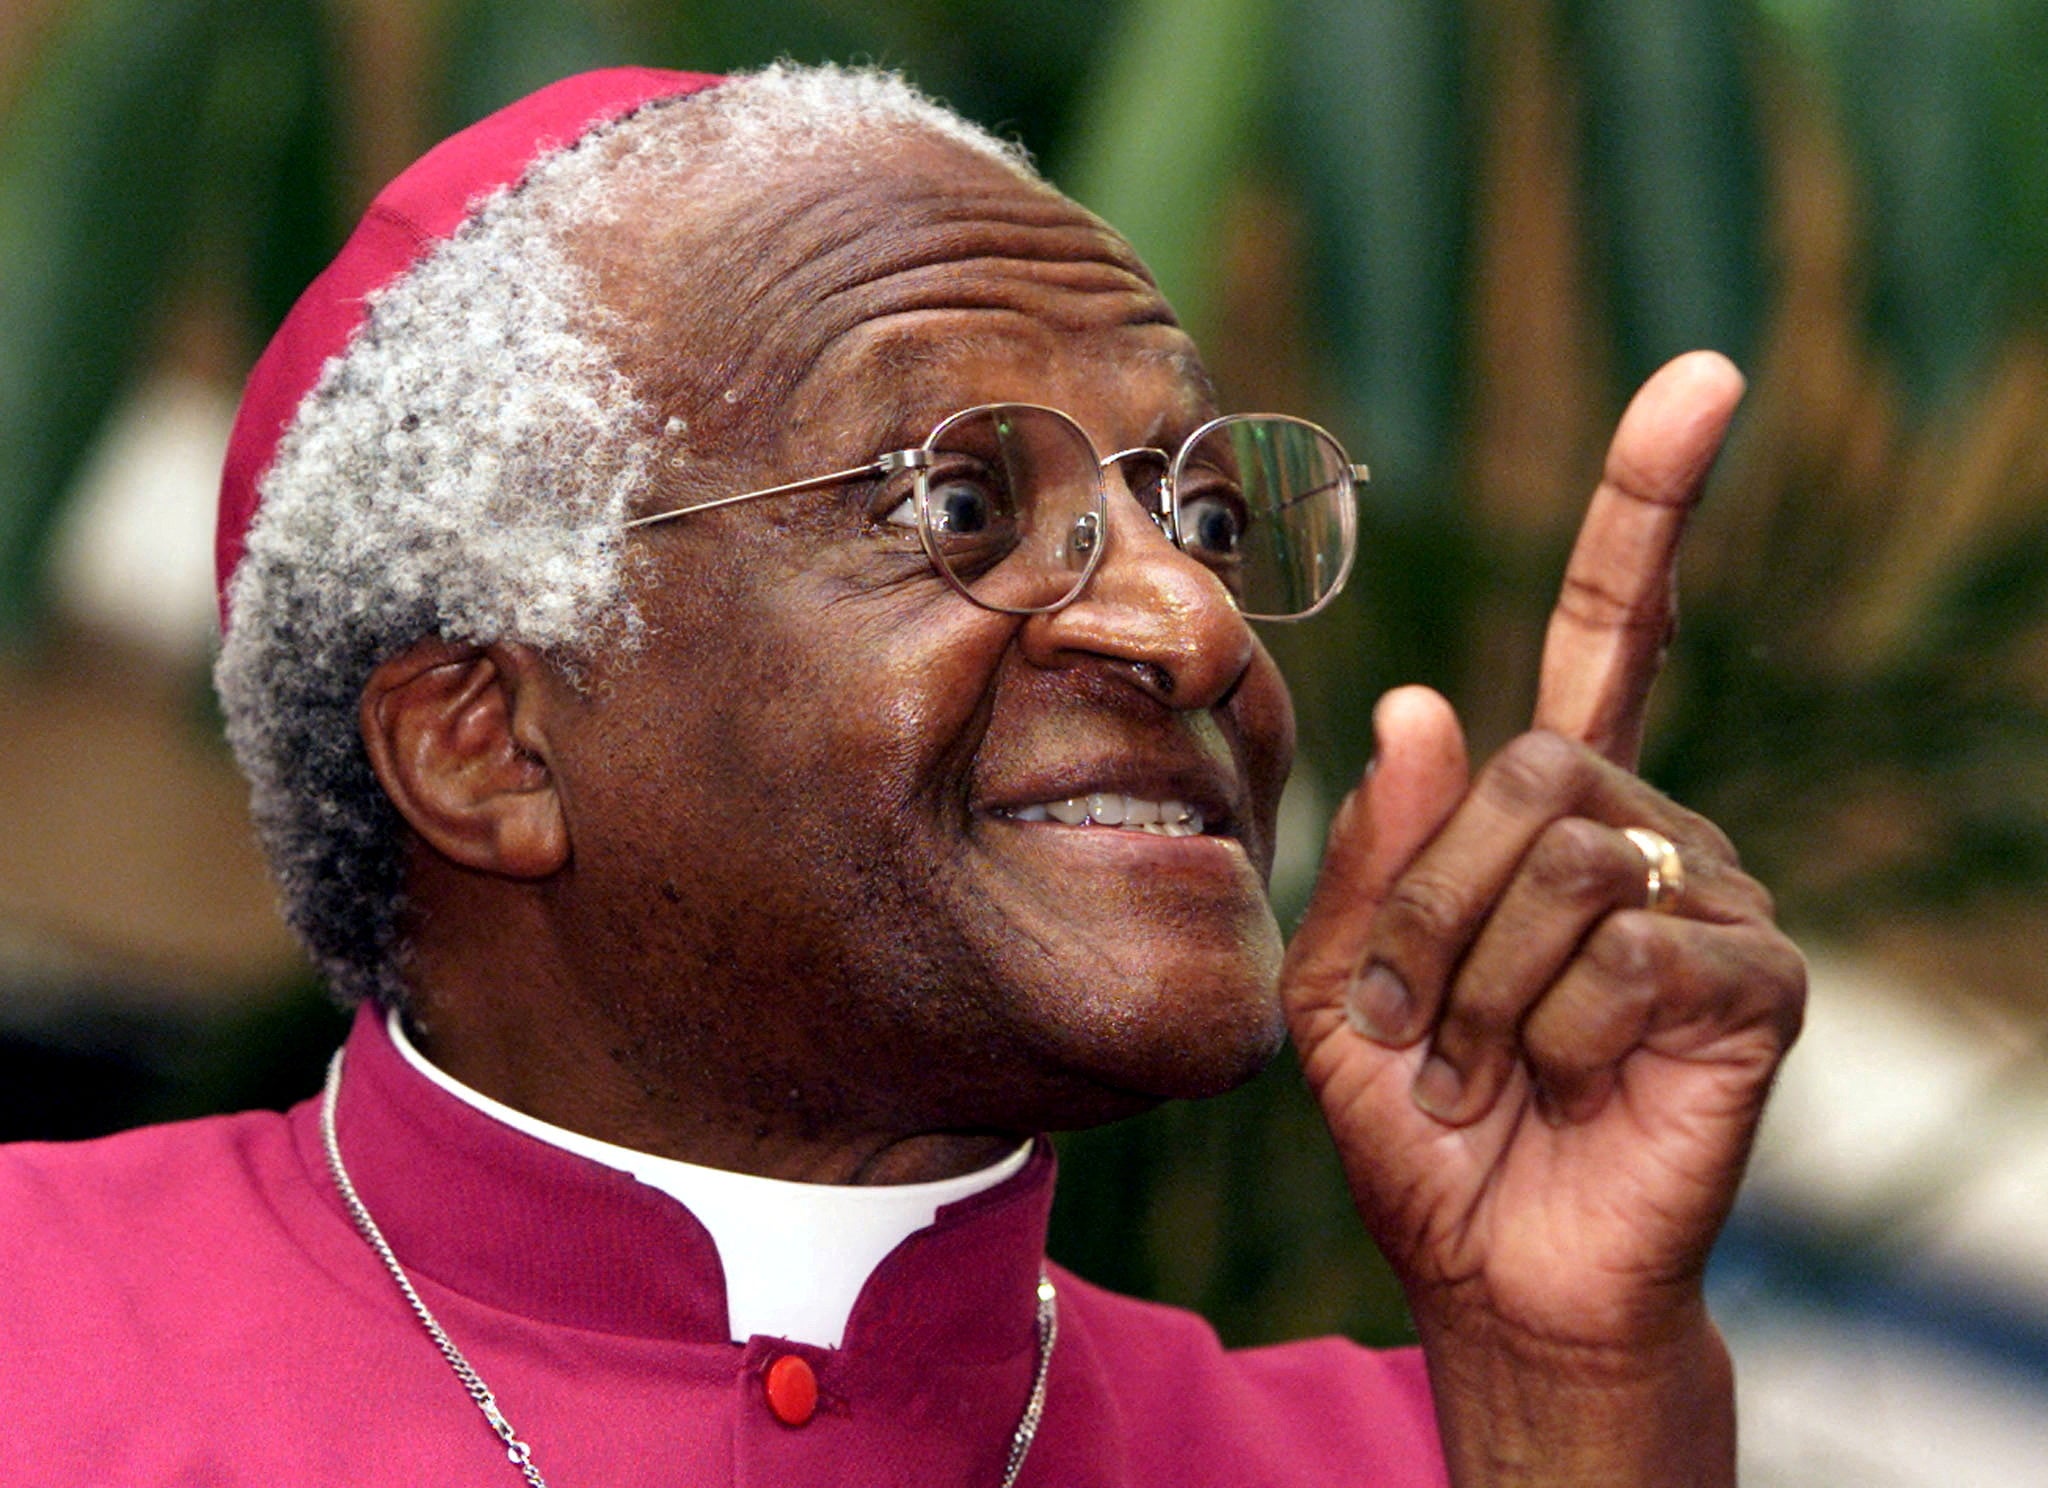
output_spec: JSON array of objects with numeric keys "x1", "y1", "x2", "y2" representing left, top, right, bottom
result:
[
  {"x1": 2, "y1": 1106, "x2": 307, "y2": 1266},
  {"x1": 0, "y1": 1104, "x2": 348, "y2": 1390}
]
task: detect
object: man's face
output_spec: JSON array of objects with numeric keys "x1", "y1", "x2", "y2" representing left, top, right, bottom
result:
[{"x1": 539, "y1": 132, "x2": 1296, "y2": 1145}]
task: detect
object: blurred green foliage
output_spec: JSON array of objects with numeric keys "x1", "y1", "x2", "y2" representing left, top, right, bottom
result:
[{"x1": 5, "y1": 0, "x2": 2048, "y2": 1347}]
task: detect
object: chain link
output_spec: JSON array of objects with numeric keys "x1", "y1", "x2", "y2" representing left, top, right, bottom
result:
[
  {"x1": 324, "y1": 1053, "x2": 550, "y2": 1488},
  {"x1": 322, "y1": 1048, "x2": 1056, "y2": 1488},
  {"x1": 1001, "y1": 1273, "x2": 1059, "y2": 1488}
]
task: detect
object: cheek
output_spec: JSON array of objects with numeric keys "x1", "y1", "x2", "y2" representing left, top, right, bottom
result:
[
  {"x1": 755, "y1": 587, "x2": 1020, "y2": 805},
  {"x1": 1232, "y1": 648, "x2": 1297, "y2": 865},
  {"x1": 594, "y1": 574, "x2": 1018, "y2": 872}
]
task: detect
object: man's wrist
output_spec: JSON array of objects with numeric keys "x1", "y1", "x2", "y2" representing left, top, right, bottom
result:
[{"x1": 1413, "y1": 1297, "x2": 1736, "y2": 1488}]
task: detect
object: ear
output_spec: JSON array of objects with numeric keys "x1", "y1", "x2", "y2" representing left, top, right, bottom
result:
[{"x1": 359, "y1": 638, "x2": 571, "y2": 879}]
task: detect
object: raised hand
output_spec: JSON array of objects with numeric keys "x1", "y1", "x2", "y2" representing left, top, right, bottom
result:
[{"x1": 1280, "y1": 353, "x2": 1806, "y2": 1487}]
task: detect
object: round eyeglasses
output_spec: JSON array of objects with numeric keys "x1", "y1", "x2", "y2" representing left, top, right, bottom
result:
[{"x1": 624, "y1": 404, "x2": 1366, "y2": 621}]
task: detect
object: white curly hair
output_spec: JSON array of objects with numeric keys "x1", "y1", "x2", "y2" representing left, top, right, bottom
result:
[{"x1": 213, "y1": 63, "x2": 1039, "y2": 1007}]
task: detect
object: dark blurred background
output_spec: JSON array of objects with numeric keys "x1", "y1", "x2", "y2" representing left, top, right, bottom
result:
[{"x1": 4, "y1": 1, "x2": 2047, "y2": 1477}]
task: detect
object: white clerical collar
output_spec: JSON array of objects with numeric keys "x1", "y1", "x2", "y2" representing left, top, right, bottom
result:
[{"x1": 387, "y1": 1010, "x2": 1030, "y2": 1349}]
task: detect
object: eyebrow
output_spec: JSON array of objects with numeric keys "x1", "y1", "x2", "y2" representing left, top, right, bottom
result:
[{"x1": 858, "y1": 333, "x2": 1221, "y2": 447}]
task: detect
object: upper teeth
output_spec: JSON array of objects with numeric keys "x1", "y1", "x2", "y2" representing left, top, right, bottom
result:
[{"x1": 1009, "y1": 793, "x2": 1206, "y2": 836}]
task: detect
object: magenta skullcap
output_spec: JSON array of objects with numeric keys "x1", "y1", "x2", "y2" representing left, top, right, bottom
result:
[{"x1": 214, "y1": 66, "x2": 724, "y2": 628}]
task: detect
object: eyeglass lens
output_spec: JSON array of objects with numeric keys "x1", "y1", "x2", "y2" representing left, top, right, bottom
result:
[
  {"x1": 917, "y1": 405, "x2": 1354, "y2": 619},
  {"x1": 919, "y1": 405, "x2": 1106, "y2": 613},
  {"x1": 1176, "y1": 416, "x2": 1354, "y2": 620}
]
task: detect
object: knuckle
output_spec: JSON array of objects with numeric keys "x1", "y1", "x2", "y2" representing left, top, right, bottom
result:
[
  {"x1": 1661, "y1": 807, "x2": 1762, "y2": 907},
  {"x1": 1483, "y1": 731, "x2": 1588, "y2": 813},
  {"x1": 1527, "y1": 817, "x2": 1623, "y2": 902},
  {"x1": 1686, "y1": 812, "x2": 1741, "y2": 867},
  {"x1": 1588, "y1": 912, "x2": 1666, "y2": 986},
  {"x1": 1379, "y1": 870, "x2": 1471, "y2": 950},
  {"x1": 1556, "y1": 570, "x2": 1633, "y2": 627},
  {"x1": 1698, "y1": 857, "x2": 1776, "y2": 923},
  {"x1": 1737, "y1": 871, "x2": 1778, "y2": 922},
  {"x1": 1760, "y1": 932, "x2": 1809, "y2": 1038}
]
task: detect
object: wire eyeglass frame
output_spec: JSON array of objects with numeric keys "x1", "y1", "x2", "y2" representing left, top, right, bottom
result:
[{"x1": 623, "y1": 403, "x2": 1366, "y2": 621}]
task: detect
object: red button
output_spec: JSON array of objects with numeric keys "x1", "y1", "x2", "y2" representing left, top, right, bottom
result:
[{"x1": 764, "y1": 1354, "x2": 818, "y2": 1426}]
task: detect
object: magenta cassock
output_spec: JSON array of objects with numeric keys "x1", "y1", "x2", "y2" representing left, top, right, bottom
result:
[{"x1": 2, "y1": 1004, "x2": 1446, "y2": 1485}]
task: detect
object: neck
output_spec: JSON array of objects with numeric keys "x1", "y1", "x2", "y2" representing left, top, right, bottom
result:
[
  {"x1": 404, "y1": 994, "x2": 1022, "y2": 1185},
  {"x1": 320, "y1": 1002, "x2": 1059, "y2": 1363}
]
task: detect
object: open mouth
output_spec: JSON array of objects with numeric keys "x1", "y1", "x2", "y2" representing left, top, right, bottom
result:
[{"x1": 999, "y1": 792, "x2": 1209, "y2": 837}]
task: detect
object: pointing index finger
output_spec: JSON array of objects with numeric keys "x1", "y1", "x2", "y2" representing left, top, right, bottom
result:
[{"x1": 1534, "y1": 351, "x2": 1746, "y2": 767}]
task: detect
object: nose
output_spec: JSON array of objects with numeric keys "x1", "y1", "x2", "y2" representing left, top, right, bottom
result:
[{"x1": 1016, "y1": 484, "x2": 1256, "y2": 709}]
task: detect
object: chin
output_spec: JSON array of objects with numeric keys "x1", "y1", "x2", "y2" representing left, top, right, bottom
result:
[
  {"x1": 1031, "y1": 1021, "x2": 1287, "y2": 1135},
  {"x1": 1016, "y1": 940, "x2": 1290, "y2": 1128}
]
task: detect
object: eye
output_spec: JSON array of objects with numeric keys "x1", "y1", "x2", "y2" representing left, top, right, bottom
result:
[
  {"x1": 1177, "y1": 489, "x2": 1249, "y2": 561},
  {"x1": 925, "y1": 473, "x2": 1010, "y2": 536},
  {"x1": 882, "y1": 492, "x2": 920, "y2": 528}
]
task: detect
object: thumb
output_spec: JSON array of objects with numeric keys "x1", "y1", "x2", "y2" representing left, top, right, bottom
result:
[{"x1": 1286, "y1": 686, "x2": 1470, "y2": 1015}]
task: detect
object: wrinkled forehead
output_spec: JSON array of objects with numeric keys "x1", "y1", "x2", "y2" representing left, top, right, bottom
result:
[{"x1": 571, "y1": 128, "x2": 1195, "y2": 463}]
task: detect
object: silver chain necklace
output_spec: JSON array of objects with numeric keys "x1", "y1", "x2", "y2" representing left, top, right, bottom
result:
[{"x1": 320, "y1": 1049, "x2": 1058, "y2": 1488}]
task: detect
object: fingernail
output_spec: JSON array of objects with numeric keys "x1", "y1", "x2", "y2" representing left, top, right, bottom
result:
[
  {"x1": 1412, "y1": 1054, "x2": 1465, "y2": 1121},
  {"x1": 1345, "y1": 963, "x2": 1413, "y2": 1044}
]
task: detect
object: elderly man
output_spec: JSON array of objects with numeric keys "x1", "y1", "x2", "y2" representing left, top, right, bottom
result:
[{"x1": 3, "y1": 65, "x2": 1802, "y2": 1486}]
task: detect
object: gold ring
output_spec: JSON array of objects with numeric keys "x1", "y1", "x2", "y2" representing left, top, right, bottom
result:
[{"x1": 1622, "y1": 827, "x2": 1685, "y2": 913}]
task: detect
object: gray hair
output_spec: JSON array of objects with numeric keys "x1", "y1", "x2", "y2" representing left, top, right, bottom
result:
[{"x1": 213, "y1": 63, "x2": 1038, "y2": 1007}]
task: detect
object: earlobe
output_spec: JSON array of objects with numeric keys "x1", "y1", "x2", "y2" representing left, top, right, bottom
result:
[{"x1": 359, "y1": 638, "x2": 571, "y2": 879}]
